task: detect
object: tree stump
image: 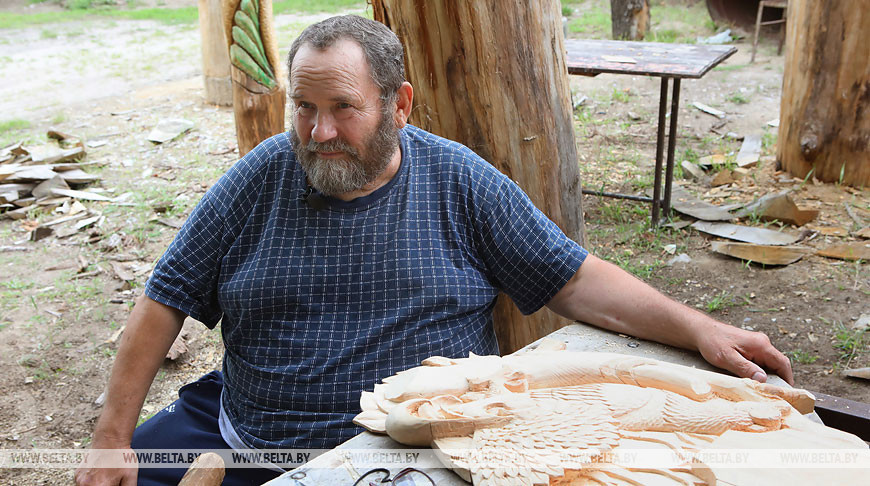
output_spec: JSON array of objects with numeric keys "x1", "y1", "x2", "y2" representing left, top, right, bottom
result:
[
  {"x1": 371, "y1": 0, "x2": 585, "y2": 354},
  {"x1": 611, "y1": 0, "x2": 650, "y2": 40},
  {"x1": 777, "y1": 0, "x2": 869, "y2": 187},
  {"x1": 198, "y1": 0, "x2": 233, "y2": 106}
]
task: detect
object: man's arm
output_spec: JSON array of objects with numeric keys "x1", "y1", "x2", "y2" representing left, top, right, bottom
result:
[
  {"x1": 75, "y1": 295, "x2": 186, "y2": 486},
  {"x1": 546, "y1": 254, "x2": 794, "y2": 385}
]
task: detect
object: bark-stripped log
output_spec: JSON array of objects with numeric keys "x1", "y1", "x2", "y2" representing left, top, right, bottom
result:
[
  {"x1": 198, "y1": 0, "x2": 233, "y2": 105},
  {"x1": 371, "y1": 0, "x2": 585, "y2": 354},
  {"x1": 777, "y1": 0, "x2": 869, "y2": 187},
  {"x1": 611, "y1": 0, "x2": 650, "y2": 40}
]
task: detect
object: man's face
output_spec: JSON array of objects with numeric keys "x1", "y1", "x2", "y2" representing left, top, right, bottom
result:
[{"x1": 289, "y1": 39, "x2": 400, "y2": 196}]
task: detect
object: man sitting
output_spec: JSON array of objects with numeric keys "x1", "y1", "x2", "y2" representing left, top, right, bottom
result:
[{"x1": 76, "y1": 15, "x2": 792, "y2": 486}]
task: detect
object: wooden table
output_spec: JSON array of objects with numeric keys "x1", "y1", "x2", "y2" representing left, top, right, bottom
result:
[
  {"x1": 565, "y1": 39, "x2": 736, "y2": 225},
  {"x1": 265, "y1": 323, "x2": 799, "y2": 485}
]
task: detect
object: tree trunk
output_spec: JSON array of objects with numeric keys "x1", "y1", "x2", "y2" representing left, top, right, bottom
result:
[
  {"x1": 777, "y1": 0, "x2": 870, "y2": 187},
  {"x1": 610, "y1": 0, "x2": 650, "y2": 40},
  {"x1": 222, "y1": 0, "x2": 286, "y2": 156},
  {"x1": 198, "y1": 0, "x2": 233, "y2": 106},
  {"x1": 371, "y1": 0, "x2": 585, "y2": 354}
]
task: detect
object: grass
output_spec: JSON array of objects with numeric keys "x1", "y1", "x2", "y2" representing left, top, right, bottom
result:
[
  {"x1": 786, "y1": 349, "x2": 819, "y2": 365},
  {"x1": 0, "y1": 118, "x2": 31, "y2": 134},
  {"x1": 0, "y1": 0, "x2": 365, "y2": 29},
  {"x1": 833, "y1": 322, "x2": 867, "y2": 365},
  {"x1": 728, "y1": 92, "x2": 749, "y2": 104},
  {"x1": 705, "y1": 290, "x2": 734, "y2": 313}
]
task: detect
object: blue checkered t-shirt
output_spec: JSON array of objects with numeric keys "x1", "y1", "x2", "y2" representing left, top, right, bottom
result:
[{"x1": 145, "y1": 125, "x2": 587, "y2": 449}]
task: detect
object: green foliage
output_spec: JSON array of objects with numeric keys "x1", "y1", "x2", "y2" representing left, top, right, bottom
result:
[
  {"x1": 0, "y1": 118, "x2": 31, "y2": 134},
  {"x1": 713, "y1": 64, "x2": 747, "y2": 72},
  {"x1": 562, "y1": 5, "x2": 574, "y2": 17},
  {"x1": 728, "y1": 92, "x2": 749, "y2": 104},
  {"x1": 0, "y1": 0, "x2": 365, "y2": 29},
  {"x1": 67, "y1": 0, "x2": 116, "y2": 10},
  {"x1": 705, "y1": 291, "x2": 733, "y2": 313},
  {"x1": 833, "y1": 322, "x2": 866, "y2": 363},
  {"x1": 568, "y1": 6, "x2": 610, "y2": 36},
  {"x1": 0, "y1": 279, "x2": 34, "y2": 291},
  {"x1": 610, "y1": 87, "x2": 631, "y2": 103},
  {"x1": 786, "y1": 349, "x2": 819, "y2": 365}
]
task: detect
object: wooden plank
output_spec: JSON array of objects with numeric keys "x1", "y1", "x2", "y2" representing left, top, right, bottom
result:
[
  {"x1": 812, "y1": 391, "x2": 870, "y2": 442},
  {"x1": 565, "y1": 39, "x2": 736, "y2": 78}
]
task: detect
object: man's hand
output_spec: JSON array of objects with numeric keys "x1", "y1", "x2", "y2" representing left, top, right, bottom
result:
[
  {"x1": 74, "y1": 443, "x2": 137, "y2": 486},
  {"x1": 76, "y1": 296, "x2": 186, "y2": 485},
  {"x1": 695, "y1": 321, "x2": 794, "y2": 385},
  {"x1": 548, "y1": 255, "x2": 795, "y2": 385}
]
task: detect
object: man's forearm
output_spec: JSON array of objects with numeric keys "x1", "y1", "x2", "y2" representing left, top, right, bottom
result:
[
  {"x1": 547, "y1": 254, "x2": 793, "y2": 384},
  {"x1": 92, "y1": 295, "x2": 186, "y2": 446},
  {"x1": 547, "y1": 255, "x2": 709, "y2": 350}
]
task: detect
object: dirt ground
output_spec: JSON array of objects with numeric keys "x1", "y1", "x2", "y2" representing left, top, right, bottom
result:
[{"x1": 0, "y1": 0, "x2": 867, "y2": 484}]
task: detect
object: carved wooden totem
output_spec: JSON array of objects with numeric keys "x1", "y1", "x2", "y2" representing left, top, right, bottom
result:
[{"x1": 222, "y1": 0, "x2": 285, "y2": 156}]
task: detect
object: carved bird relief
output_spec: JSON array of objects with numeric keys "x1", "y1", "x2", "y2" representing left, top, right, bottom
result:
[{"x1": 354, "y1": 341, "x2": 870, "y2": 485}]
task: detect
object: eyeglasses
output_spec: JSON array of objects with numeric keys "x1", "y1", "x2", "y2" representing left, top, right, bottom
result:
[{"x1": 353, "y1": 467, "x2": 436, "y2": 486}]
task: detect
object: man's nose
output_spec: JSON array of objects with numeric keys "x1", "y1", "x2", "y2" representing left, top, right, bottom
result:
[{"x1": 311, "y1": 111, "x2": 338, "y2": 143}]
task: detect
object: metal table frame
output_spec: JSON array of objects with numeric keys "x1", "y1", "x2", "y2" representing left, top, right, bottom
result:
[{"x1": 564, "y1": 39, "x2": 737, "y2": 225}]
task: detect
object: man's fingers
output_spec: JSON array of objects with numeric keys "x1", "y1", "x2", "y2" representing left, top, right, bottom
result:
[
  {"x1": 755, "y1": 346, "x2": 795, "y2": 386},
  {"x1": 724, "y1": 346, "x2": 767, "y2": 382}
]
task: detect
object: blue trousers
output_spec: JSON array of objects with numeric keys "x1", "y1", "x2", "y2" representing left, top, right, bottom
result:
[{"x1": 131, "y1": 371, "x2": 281, "y2": 486}]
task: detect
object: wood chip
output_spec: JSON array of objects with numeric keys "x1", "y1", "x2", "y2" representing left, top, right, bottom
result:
[
  {"x1": 843, "y1": 368, "x2": 870, "y2": 380},
  {"x1": 711, "y1": 170, "x2": 734, "y2": 187},
  {"x1": 32, "y1": 174, "x2": 70, "y2": 199},
  {"x1": 711, "y1": 241, "x2": 813, "y2": 265},
  {"x1": 58, "y1": 169, "x2": 99, "y2": 185},
  {"x1": 668, "y1": 185, "x2": 734, "y2": 221},
  {"x1": 692, "y1": 102, "x2": 726, "y2": 118},
  {"x1": 105, "y1": 325, "x2": 126, "y2": 344},
  {"x1": 166, "y1": 329, "x2": 190, "y2": 360},
  {"x1": 110, "y1": 261, "x2": 135, "y2": 282},
  {"x1": 855, "y1": 227, "x2": 870, "y2": 239},
  {"x1": 813, "y1": 227, "x2": 850, "y2": 237},
  {"x1": 736, "y1": 192, "x2": 818, "y2": 226},
  {"x1": 817, "y1": 242, "x2": 870, "y2": 261},
  {"x1": 6, "y1": 165, "x2": 58, "y2": 183},
  {"x1": 51, "y1": 188, "x2": 112, "y2": 201},
  {"x1": 691, "y1": 221, "x2": 800, "y2": 245},
  {"x1": 736, "y1": 134, "x2": 762, "y2": 168},
  {"x1": 697, "y1": 154, "x2": 726, "y2": 169}
]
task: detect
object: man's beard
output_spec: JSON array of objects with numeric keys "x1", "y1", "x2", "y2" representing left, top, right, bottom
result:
[{"x1": 291, "y1": 111, "x2": 400, "y2": 196}]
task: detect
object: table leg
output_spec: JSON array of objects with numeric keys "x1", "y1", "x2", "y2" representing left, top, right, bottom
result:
[
  {"x1": 663, "y1": 78, "x2": 681, "y2": 220},
  {"x1": 652, "y1": 77, "x2": 669, "y2": 226}
]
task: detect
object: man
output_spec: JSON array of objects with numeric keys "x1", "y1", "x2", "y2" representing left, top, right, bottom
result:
[{"x1": 77, "y1": 15, "x2": 792, "y2": 486}]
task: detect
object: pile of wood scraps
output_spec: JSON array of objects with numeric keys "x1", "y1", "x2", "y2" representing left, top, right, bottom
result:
[
  {"x1": 669, "y1": 183, "x2": 869, "y2": 265},
  {"x1": 1, "y1": 129, "x2": 114, "y2": 242}
]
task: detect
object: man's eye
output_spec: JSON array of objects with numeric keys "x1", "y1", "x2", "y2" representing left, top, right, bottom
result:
[{"x1": 337, "y1": 103, "x2": 352, "y2": 109}]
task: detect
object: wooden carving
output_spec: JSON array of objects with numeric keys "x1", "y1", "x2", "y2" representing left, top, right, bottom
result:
[
  {"x1": 354, "y1": 342, "x2": 870, "y2": 485},
  {"x1": 222, "y1": 0, "x2": 285, "y2": 156}
]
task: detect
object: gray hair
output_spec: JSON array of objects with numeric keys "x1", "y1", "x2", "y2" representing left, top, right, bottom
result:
[{"x1": 286, "y1": 15, "x2": 406, "y2": 104}]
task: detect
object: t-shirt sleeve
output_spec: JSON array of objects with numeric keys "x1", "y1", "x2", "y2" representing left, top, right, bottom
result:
[
  {"x1": 473, "y1": 173, "x2": 587, "y2": 315},
  {"x1": 144, "y1": 192, "x2": 226, "y2": 328}
]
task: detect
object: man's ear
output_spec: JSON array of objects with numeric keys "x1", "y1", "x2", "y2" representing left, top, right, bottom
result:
[{"x1": 393, "y1": 82, "x2": 413, "y2": 128}]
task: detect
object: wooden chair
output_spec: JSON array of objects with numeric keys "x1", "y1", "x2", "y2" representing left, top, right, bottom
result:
[{"x1": 751, "y1": 0, "x2": 789, "y2": 63}]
